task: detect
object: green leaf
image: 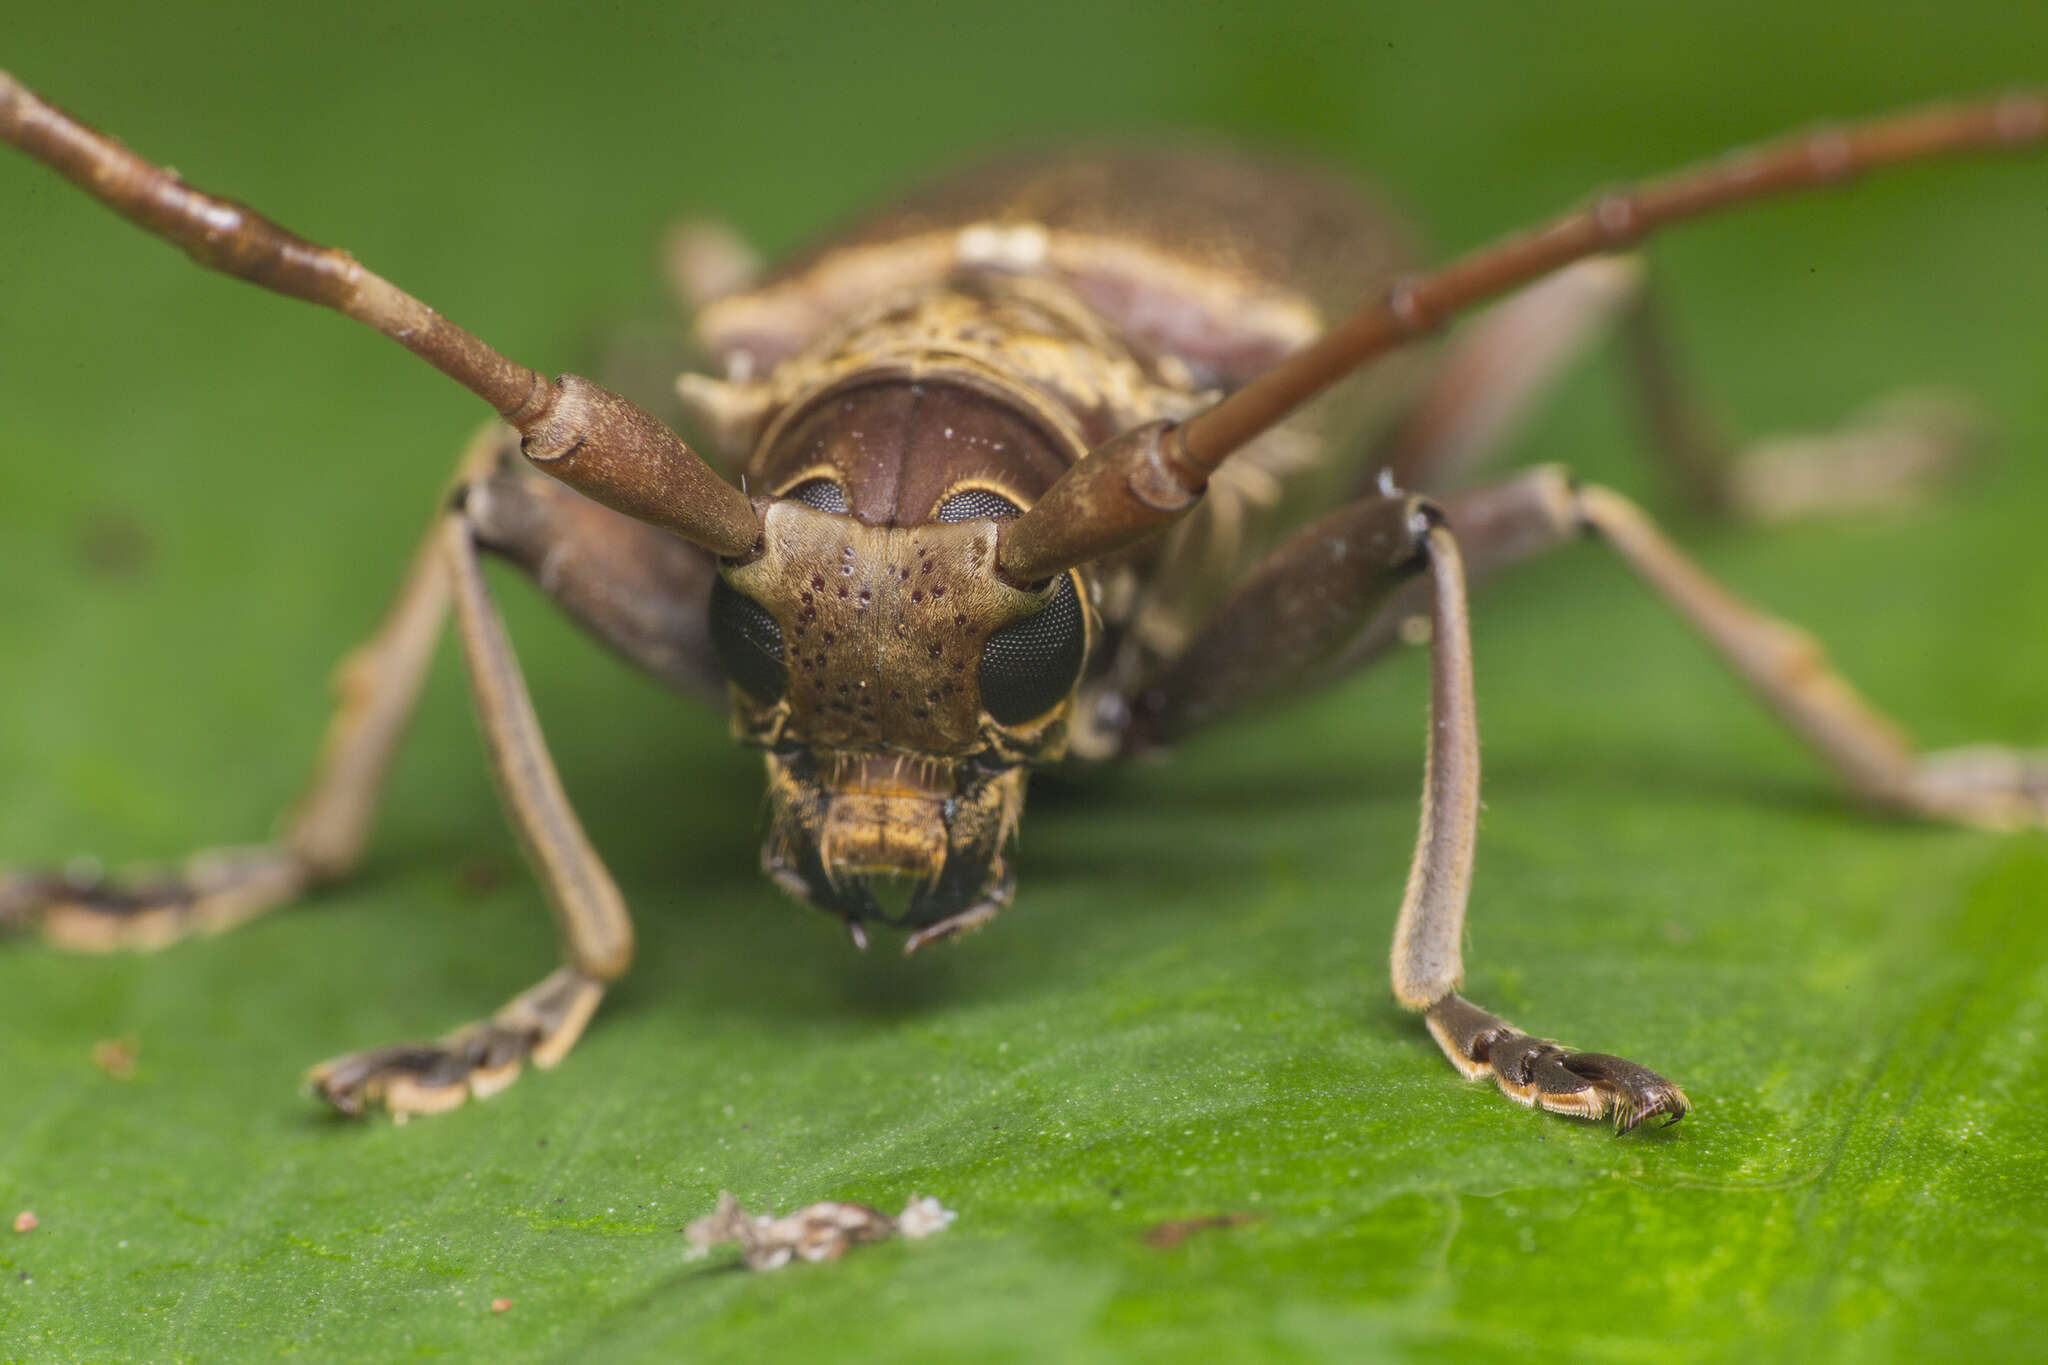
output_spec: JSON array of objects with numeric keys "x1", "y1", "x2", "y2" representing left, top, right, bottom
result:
[{"x1": 3, "y1": 3, "x2": 2044, "y2": 1360}]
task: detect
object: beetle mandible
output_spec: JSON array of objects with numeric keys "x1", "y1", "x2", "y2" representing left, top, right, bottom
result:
[{"x1": 3, "y1": 72, "x2": 2044, "y2": 1128}]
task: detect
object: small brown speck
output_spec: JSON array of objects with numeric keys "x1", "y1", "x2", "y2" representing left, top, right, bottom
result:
[
  {"x1": 1143, "y1": 1212, "x2": 1262, "y2": 1249},
  {"x1": 91, "y1": 1037, "x2": 139, "y2": 1080},
  {"x1": 454, "y1": 856, "x2": 504, "y2": 897},
  {"x1": 12, "y1": 1211, "x2": 36, "y2": 1234},
  {"x1": 490, "y1": 1297, "x2": 513, "y2": 1314},
  {"x1": 75, "y1": 509, "x2": 156, "y2": 582}
]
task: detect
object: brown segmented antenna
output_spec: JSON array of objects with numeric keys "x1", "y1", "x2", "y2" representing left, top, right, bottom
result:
[
  {"x1": 997, "y1": 90, "x2": 2048, "y2": 585},
  {"x1": 0, "y1": 70, "x2": 761, "y2": 560}
]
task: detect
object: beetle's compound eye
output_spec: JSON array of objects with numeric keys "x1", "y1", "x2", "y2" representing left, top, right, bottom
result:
[
  {"x1": 934, "y1": 487, "x2": 1019, "y2": 523},
  {"x1": 786, "y1": 478, "x2": 850, "y2": 514},
  {"x1": 979, "y1": 572, "x2": 1085, "y2": 725},
  {"x1": 708, "y1": 577, "x2": 786, "y2": 703},
  {"x1": 934, "y1": 487, "x2": 1083, "y2": 723}
]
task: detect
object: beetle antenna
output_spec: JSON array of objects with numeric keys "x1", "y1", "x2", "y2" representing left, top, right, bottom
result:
[
  {"x1": 0, "y1": 70, "x2": 761, "y2": 558},
  {"x1": 997, "y1": 90, "x2": 2047, "y2": 584}
]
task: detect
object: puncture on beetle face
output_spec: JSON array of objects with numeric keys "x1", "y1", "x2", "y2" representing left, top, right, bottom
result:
[{"x1": 3, "y1": 70, "x2": 2044, "y2": 1130}]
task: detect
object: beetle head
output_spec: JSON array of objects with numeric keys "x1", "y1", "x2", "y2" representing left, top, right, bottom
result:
[{"x1": 711, "y1": 483, "x2": 1090, "y2": 946}]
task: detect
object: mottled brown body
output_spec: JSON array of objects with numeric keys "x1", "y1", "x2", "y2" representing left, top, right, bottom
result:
[
  {"x1": 8, "y1": 71, "x2": 2044, "y2": 1126},
  {"x1": 683, "y1": 149, "x2": 1425, "y2": 936}
]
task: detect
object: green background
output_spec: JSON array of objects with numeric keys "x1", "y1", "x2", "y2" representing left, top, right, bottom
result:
[{"x1": 3, "y1": 2, "x2": 2045, "y2": 1360}]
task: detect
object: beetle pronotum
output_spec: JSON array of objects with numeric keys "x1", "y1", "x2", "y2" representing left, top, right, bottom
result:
[{"x1": 3, "y1": 71, "x2": 2043, "y2": 1129}]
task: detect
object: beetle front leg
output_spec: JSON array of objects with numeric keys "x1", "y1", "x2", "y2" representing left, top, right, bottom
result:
[
  {"x1": 1388, "y1": 523, "x2": 1690, "y2": 1130},
  {"x1": 461, "y1": 446, "x2": 726, "y2": 703},
  {"x1": 307, "y1": 510, "x2": 633, "y2": 1118},
  {"x1": 1126, "y1": 496, "x2": 1688, "y2": 1129}
]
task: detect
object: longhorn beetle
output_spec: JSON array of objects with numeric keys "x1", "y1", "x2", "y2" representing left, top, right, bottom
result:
[{"x1": 3, "y1": 72, "x2": 2044, "y2": 1129}]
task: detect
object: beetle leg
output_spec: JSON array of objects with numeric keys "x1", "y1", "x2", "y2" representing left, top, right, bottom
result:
[
  {"x1": 1121, "y1": 496, "x2": 1687, "y2": 1128},
  {"x1": 1613, "y1": 279, "x2": 1980, "y2": 522},
  {"x1": 1422, "y1": 995, "x2": 1691, "y2": 1132},
  {"x1": 463, "y1": 451, "x2": 726, "y2": 703},
  {"x1": 308, "y1": 507, "x2": 634, "y2": 1118},
  {"x1": 0, "y1": 427, "x2": 498, "y2": 950},
  {"x1": 1199, "y1": 460, "x2": 2043, "y2": 1124},
  {"x1": 1375, "y1": 465, "x2": 2048, "y2": 828},
  {"x1": 1374, "y1": 256, "x2": 1645, "y2": 495},
  {"x1": 1568, "y1": 474, "x2": 2048, "y2": 827},
  {"x1": 1386, "y1": 520, "x2": 1690, "y2": 1129},
  {"x1": 664, "y1": 219, "x2": 763, "y2": 316},
  {"x1": 4, "y1": 424, "x2": 729, "y2": 958},
  {"x1": 1, "y1": 849, "x2": 310, "y2": 954},
  {"x1": 1125, "y1": 494, "x2": 1435, "y2": 747},
  {"x1": 1371, "y1": 255, "x2": 1980, "y2": 521}
]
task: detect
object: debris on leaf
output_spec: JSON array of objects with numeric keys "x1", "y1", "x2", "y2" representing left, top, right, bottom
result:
[
  {"x1": 490, "y1": 1297, "x2": 513, "y2": 1314},
  {"x1": 685, "y1": 1191, "x2": 956, "y2": 1271},
  {"x1": 91, "y1": 1037, "x2": 139, "y2": 1079},
  {"x1": 12, "y1": 1210, "x2": 37, "y2": 1234},
  {"x1": 1142, "y1": 1211, "x2": 1262, "y2": 1249},
  {"x1": 894, "y1": 1195, "x2": 955, "y2": 1240}
]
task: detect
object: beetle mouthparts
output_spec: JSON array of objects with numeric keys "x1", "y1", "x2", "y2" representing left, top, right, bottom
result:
[{"x1": 859, "y1": 872, "x2": 924, "y2": 924}]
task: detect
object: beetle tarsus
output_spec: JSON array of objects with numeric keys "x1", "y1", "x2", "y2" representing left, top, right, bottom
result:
[
  {"x1": 902, "y1": 898, "x2": 1005, "y2": 955},
  {"x1": 1904, "y1": 745, "x2": 2048, "y2": 831},
  {"x1": 1425, "y1": 993, "x2": 1689, "y2": 1133},
  {"x1": 306, "y1": 967, "x2": 604, "y2": 1119},
  {"x1": 1714, "y1": 388, "x2": 1983, "y2": 524},
  {"x1": 0, "y1": 847, "x2": 306, "y2": 952}
]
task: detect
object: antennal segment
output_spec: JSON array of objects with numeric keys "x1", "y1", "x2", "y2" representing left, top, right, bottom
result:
[
  {"x1": 996, "y1": 90, "x2": 2045, "y2": 584},
  {"x1": 1177, "y1": 91, "x2": 2047, "y2": 475},
  {"x1": 0, "y1": 71, "x2": 761, "y2": 559}
]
